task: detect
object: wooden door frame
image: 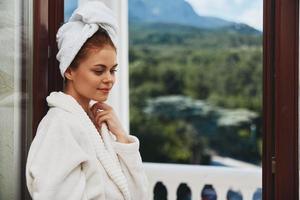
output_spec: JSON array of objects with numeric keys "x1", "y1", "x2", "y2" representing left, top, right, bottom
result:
[
  {"x1": 263, "y1": 0, "x2": 275, "y2": 198},
  {"x1": 263, "y1": 0, "x2": 299, "y2": 199},
  {"x1": 25, "y1": 0, "x2": 63, "y2": 197},
  {"x1": 32, "y1": 0, "x2": 63, "y2": 137},
  {"x1": 28, "y1": 0, "x2": 300, "y2": 199},
  {"x1": 273, "y1": 0, "x2": 299, "y2": 198}
]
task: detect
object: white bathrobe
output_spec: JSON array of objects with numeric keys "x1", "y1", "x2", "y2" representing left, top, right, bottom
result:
[{"x1": 25, "y1": 91, "x2": 150, "y2": 200}]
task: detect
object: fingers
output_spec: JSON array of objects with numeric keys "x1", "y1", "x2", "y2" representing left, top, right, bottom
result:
[
  {"x1": 98, "y1": 102, "x2": 112, "y2": 110},
  {"x1": 91, "y1": 102, "x2": 112, "y2": 112},
  {"x1": 91, "y1": 103, "x2": 113, "y2": 117},
  {"x1": 94, "y1": 110, "x2": 110, "y2": 122},
  {"x1": 96, "y1": 115, "x2": 110, "y2": 127},
  {"x1": 90, "y1": 102, "x2": 113, "y2": 128},
  {"x1": 90, "y1": 103, "x2": 102, "y2": 115}
]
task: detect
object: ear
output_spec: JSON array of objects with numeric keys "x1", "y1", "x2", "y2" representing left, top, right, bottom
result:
[{"x1": 64, "y1": 67, "x2": 73, "y2": 81}]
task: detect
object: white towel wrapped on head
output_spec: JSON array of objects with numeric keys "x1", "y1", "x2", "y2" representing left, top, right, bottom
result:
[{"x1": 56, "y1": 1, "x2": 119, "y2": 78}]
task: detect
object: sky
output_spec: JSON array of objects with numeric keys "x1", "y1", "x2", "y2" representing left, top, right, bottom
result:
[
  {"x1": 185, "y1": 0, "x2": 263, "y2": 31},
  {"x1": 64, "y1": 0, "x2": 78, "y2": 22},
  {"x1": 64, "y1": 0, "x2": 263, "y2": 31}
]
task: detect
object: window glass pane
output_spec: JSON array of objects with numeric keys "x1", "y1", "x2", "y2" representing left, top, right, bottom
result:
[
  {"x1": 129, "y1": 0, "x2": 263, "y2": 199},
  {"x1": 64, "y1": 0, "x2": 78, "y2": 22},
  {"x1": 0, "y1": 0, "x2": 32, "y2": 199}
]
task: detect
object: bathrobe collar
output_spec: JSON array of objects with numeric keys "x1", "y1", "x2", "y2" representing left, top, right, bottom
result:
[{"x1": 46, "y1": 91, "x2": 131, "y2": 200}]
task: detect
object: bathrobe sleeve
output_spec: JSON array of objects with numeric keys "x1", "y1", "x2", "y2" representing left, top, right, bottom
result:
[
  {"x1": 26, "y1": 120, "x2": 90, "y2": 200},
  {"x1": 112, "y1": 135, "x2": 150, "y2": 200}
]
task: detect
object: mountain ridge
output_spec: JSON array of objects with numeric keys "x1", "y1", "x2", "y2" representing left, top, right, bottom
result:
[{"x1": 129, "y1": 0, "x2": 261, "y2": 33}]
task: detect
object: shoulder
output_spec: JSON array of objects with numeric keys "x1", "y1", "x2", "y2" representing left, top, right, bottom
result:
[
  {"x1": 37, "y1": 107, "x2": 75, "y2": 130},
  {"x1": 29, "y1": 107, "x2": 90, "y2": 158},
  {"x1": 35, "y1": 107, "x2": 86, "y2": 141},
  {"x1": 27, "y1": 108, "x2": 90, "y2": 168}
]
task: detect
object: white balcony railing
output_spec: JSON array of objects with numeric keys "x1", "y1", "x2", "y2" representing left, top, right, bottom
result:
[{"x1": 143, "y1": 162, "x2": 262, "y2": 200}]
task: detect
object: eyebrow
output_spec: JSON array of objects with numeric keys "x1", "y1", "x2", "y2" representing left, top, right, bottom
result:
[{"x1": 93, "y1": 63, "x2": 118, "y2": 69}]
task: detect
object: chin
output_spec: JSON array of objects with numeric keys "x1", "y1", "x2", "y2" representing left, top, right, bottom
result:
[{"x1": 92, "y1": 96, "x2": 108, "y2": 102}]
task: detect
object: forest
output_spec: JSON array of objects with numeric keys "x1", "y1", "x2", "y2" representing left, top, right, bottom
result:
[{"x1": 129, "y1": 22, "x2": 262, "y2": 165}]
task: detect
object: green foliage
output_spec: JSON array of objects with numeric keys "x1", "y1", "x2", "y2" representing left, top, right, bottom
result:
[
  {"x1": 130, "y1": 107, "x2": 211, "y2": 164},
  {"x1": 129, "y1": 23, "x2": 263, "y2": 165}
]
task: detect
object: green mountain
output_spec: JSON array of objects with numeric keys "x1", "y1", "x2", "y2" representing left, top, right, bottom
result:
[
  {"x1": 129, "y1": 0, "x2": 261, "y2": 33},
  {"x1": 129, "y1": 22, "x2": 262, "y2": 49}
]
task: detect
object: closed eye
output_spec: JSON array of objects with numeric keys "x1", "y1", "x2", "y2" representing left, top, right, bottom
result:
[
  {"x1": 93, "y1": 70, "x2": 105, "y2": 75},
  {"x1": 110, "y1": 69, "x2": 118, "y2": 73}
]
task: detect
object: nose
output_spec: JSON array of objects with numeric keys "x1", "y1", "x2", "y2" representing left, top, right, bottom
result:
[{"x1": 102, "y1": 71, "x2": 114, "y2": 83}]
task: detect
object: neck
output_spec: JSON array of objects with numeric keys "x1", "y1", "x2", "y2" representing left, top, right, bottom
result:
[{"x1": 63, "y1": 84, "x2": 90, "y2": 113}]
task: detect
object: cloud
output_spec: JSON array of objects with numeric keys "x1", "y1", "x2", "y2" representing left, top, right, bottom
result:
[
  {"x1": 238, "y1": 3, "x2": 263, "y2": 30},
  {"x1": 233, "y1": 0, "x2": 244, "y2": 5},
  {"x1": 185, "y1": 0, "x2": 263, "y2": 30},
  {"x1": 186, "y1": 0, "x2": 230, "y2": 15}
]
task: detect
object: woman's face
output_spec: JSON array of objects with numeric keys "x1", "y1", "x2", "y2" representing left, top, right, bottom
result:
[{"x1": 65, "y1": 44, "x2": 117, "y2": 102}]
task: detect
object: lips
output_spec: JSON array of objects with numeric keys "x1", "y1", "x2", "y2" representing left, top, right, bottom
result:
[{"x1": 97, "y1": 88, "x2": 111, "y2": 92}]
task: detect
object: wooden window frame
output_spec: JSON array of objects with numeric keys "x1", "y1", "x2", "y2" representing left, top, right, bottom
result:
[{"x1": 263, "y1": 0, "x2": 299, "y2": 199}]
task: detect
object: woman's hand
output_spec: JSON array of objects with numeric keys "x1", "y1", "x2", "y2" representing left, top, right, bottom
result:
[{"x1": 89, "y1": 102, "x2": 130, "y2": 143}]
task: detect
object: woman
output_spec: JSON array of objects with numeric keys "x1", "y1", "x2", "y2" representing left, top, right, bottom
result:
[{"x1": 25, "y1": 2, "x2": 149, "y2": 200}]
